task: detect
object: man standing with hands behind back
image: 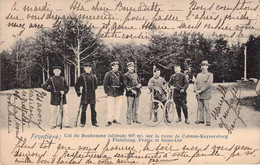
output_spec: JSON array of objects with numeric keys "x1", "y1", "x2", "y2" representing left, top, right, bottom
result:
[{"x1": 194, "y1": 60, "x2": 214, "y2": 126}]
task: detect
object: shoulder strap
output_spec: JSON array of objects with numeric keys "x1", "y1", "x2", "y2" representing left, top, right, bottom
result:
[{"x1": 111, "y1": 71, "x2": 119, "y2": 81}]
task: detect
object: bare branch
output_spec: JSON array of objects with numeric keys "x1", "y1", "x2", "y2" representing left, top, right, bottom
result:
[{"x1": 79, "y1": 40, "x2": 96, "y2": 54}]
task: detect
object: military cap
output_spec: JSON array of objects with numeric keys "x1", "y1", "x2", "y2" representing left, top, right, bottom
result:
[
  {"x1": 110, "y1": 61, "x2": 119, "y2": 66},
  {"x1": 52, "y1": 66, "x2": 62, "y2": 70},
  {"x1": 127, "y1": 62, "x2": 134, "y2": 67},
  {"x1": 84, "y1": 62, "x2": 93, "y2": 67}
]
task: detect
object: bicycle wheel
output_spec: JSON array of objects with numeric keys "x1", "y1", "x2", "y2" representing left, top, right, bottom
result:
[
  {"x1": 164, "y1": 100, "x2": 175, "y2": 125},
  {"x1": 143, "y1": 100, "x2": 164, "y2": 127}
]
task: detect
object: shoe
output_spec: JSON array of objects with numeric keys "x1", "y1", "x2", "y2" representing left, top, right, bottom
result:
[
  {"x1": 185, "y1": 119, "x2": 190, "y2": 125},
  {"x1": 113, "y1": 120, "x2": 121, "y2": 124},
  {"x1": 153, "y1": 118, "x2": 158, "y2": 122},
  {"x1": 195, "y1": 121, "x2": 204, "y2": 124},
  {"x1": 166, "y1": 118, "x2": 172, "y2": 123},
  {"x1": 92, "y1": 124, "x2": 99, "y2": 127},
  {"x1": 80, "y1": 124, "x2": 85, "y2": 127},
  {"x1": 106, "y1": 121, "x2": 112, "y2": 127},
  {"x1": 175, "y1": 118, "x2": 182, "y2": 123},
  {"x1": 133, "y1": 121, "x2": 141, "y2": 124},
  {"x1": 64, "y1": 125, "x2": 72, "y2": 128},
  {"x1": 206, "y1": 123, "x2": 211, "y2": 126},
  {"x1": 51, "y1": 126, "x2": 56, "y2": 129},
  {"x1": 127, "y1": 122, "x2": 131, "y2": 125}
]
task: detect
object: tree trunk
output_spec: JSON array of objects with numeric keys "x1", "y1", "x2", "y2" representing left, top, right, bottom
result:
[
  {"x1": 64, "y1": 63, "x2": 67, "y2": 81},
  {"x1": 47, "y1": 56, "x2": 50, "y2": 79},
  {"x1": 75, "y1": 66, "x2": 77, "y2": 84},
  {"x1": 77, "y1": 38, "x2": 81, "y2": 79},
  {"x1": 42, "y1": 67, "x2": 45, "y2": 83},
  {"x1": 68, "y1": 65, "x2": 71, "y2": 87}
]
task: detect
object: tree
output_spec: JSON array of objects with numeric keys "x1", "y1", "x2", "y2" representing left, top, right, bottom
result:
[
  {"x1": 246, "y1": 35, "x2": 260, "y2": 79},
  {"x1": 49, "y1": 14, "x2": 101, "y2": 83}
]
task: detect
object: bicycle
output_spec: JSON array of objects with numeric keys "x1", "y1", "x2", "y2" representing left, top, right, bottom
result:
[
  {"x1": 164, "y1": 88, "x2": 175, "y2": 125},
  {"x1": 143, "y1": 88, "x2": 175, "y2": 127}
]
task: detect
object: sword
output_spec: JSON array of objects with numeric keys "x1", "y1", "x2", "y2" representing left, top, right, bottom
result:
[{"x1": 97, "y1": 95, "x2": 108, "y2": 102}]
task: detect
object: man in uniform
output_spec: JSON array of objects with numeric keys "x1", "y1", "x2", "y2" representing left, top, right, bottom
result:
[
  {"x1": 123, "y1": 62, "x2": 142, "y2": 125},
  {"x1": 75, "y1": 63, "x2": 99, "y2": 127},
  {"x1": 168, "y1": 64, "x2": 190, "y2": 124},
  {"x1": 103, "y1": 61, "x2": 125, "y2": 127},
  {"x1": 194, "y1": 60, "x2": 214, "y2": 126},
  {"x1": 148, "y1": 67, "x2": 167, "y2": 122},
  {"x1": 41, "y1": 66, "x2": 70, "y2": 129}
]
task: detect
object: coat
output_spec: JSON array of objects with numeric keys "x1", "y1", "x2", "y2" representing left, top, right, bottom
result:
[
  {"x1": 41, "y1": 76, "x2": 69, "y2": 105},
  {"x1": 168, "y1": 72, "x2": 189, "y2": 97},
  {"x1": 194, "y1": 71, "x2": 214, "y2": 100},
  {"x1": 123, "y1": 72, "x2": 142, "y2": 97},
  {"x1": 75, "y1": 73, "x2": 97, "y2": 104},
  {"x1": 148, "y1": 76, "x2": 167, "y2": 102},
  {"x1": 103, "y1": 71, "x2": 124, "y2": 97}
]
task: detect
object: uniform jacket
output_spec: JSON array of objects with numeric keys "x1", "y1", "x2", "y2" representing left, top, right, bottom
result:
[
  {"x1": 123, "y1": 72, "x2": 142, "y2": 97},
  {"x1": 75, "y1": 73, "x2": 97, "y2": 104},
  {"x1": 41, "y1": 76, "x2": 69, "y2": 105},
  {"x1": 103, "y1": 70, "x2": 124, "y2": 97},
  {"x1": 168, "y1": 72, "x2": 189, "y2": 97},
  {"x1": 194, "y1": 71, "x2": 214, "y2": 100},
  {"x1": 148, "y1": 76, "x2": 167, "y2": 102}
]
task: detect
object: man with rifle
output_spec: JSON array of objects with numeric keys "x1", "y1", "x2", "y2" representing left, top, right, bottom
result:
[
  {"x1": 123, "y1": 62, "x2": 142, "y2": 125},
  {"x1": 41, "y1": 66, "x2": 70, "y2": 129},
  {"x1": 75, "y1": 63, "x2": 99, "y2": 127}
]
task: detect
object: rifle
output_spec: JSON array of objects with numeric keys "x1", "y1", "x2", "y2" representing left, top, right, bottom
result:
[
  {"x1": 74, "y1": 100, "x2": 82, "y2": 127},
  {"x1": 60, "y1": 95, "x2": 64, "y2": 129}
]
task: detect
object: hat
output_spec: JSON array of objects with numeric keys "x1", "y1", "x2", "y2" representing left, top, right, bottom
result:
[
  {"x1": 52, "y1": 66, "x2": 62, "y2": 70},
  {"x1": 110, "y1": 61, "x2": 119, "y2": 66},
  {"x1": 200, "y1": 60, "x2": 210, "y2": 66},
  {"x1": 127, "y1": 62, "x2": 134, "y2": 67},
  {"x1": 84, "y1": 63, "x2": 93, "y2": 67}
]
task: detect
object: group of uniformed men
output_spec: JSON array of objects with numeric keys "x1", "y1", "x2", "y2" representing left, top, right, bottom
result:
[{"x1": 42, "y1": 60, "x2": 213, "y2": 129}]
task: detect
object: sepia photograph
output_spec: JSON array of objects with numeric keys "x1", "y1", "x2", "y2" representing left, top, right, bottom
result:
[{"x1": 0, "y1": 0, "x2": 259, "y2": 164}]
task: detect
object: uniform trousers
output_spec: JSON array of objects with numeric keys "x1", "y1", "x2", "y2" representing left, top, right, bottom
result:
[
  {"x1": 81, "y1": 104, "x2": 97, "y2": 125},
  {"x1": 126, "y1": 96, "x2": 139, "y2": 122},
  {"x1": 174, "y1": 95, "x2": 188, "y2": 119},
  {"x1": 107, "y1": 96, "x2": 123, "y2": 122},
  {"x1": 50, "y1": 104, "x2": 69, "y2": 127}
]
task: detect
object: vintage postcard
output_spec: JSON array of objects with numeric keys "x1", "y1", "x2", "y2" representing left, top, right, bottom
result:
[{"x1": 0, "y1": 0, "x2": 259, "y2": 164}]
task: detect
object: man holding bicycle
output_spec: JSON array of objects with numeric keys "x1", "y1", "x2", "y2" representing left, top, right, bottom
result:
[
  {"x1": 168, "y1": 64, "x2": 190, "y2": 124},
  {"x1": 148, "y1": 67, "x2": 167, "y2": 122}
]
